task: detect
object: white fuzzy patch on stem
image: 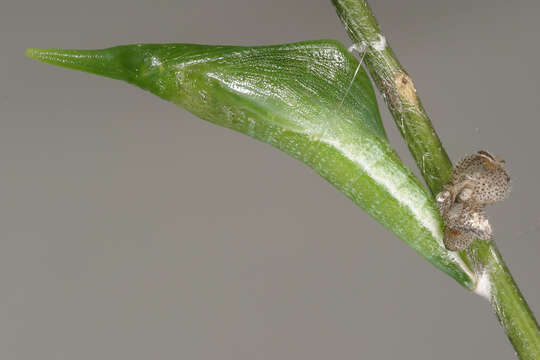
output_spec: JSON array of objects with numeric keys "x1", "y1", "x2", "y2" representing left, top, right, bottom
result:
[
  {"x1": 370, "y1": 34, "x2": 387, "y2": 51},
  {"x1": 348, "y1": 35, "x2": 386, "y2": 54},
  {"x1": 474, "y1": 270, "x2": 492, "y2": 300},
  {"x1": 348, "y1": 42, "x2": 367, "y2": 54}
]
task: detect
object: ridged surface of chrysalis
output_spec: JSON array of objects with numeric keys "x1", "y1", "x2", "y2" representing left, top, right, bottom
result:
[{"x1": 26, "y1": 41, "x2": 476, "y2": 287}]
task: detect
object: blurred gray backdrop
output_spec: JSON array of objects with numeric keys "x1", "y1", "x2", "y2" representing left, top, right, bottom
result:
[{"x1": 1, "y1": 0, "x2": 539, "y2": 359}]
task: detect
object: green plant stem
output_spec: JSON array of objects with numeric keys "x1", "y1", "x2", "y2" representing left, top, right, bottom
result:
[
  {"x1": 332, "y1": 0, "x2": 540, "y2": 358},
  {"x1": 471, "y1": 240, "x2": 540, "y2": 359}
]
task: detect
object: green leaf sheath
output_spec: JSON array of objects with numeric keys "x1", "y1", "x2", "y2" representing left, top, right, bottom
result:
[{"x1": 26, "y1": 41, "x2": 474, "y2": 287}]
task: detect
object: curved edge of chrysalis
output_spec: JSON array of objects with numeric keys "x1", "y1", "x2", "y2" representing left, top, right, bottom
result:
[{"x1": 26, "y1": 40, "x2": 476, "y2": 288}]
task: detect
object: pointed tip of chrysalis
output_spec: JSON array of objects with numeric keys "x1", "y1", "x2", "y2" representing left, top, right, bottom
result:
[
  {"x1": 25, "y1": 47, "x2": 92, "y2": 68},
  {"x1": 25, "y1": 48, "x2": 39, "y2": 60},
  {"x1": 25, "y1": 46, "x2": 136, "y2": 83},
  {"x1": 26, "y1": 44, "x2": 181, "y2": 101},
  {"x1": 26, "y1": 48, "x2": 71, "y2": 68}
]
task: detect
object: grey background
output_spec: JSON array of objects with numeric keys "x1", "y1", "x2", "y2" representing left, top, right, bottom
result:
[{"x1": 1, "y1": 0, "x2": 539, "y2": 359}]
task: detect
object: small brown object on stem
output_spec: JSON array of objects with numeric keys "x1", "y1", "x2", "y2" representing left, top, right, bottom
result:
[{"x1": 437, "y1": 150, "x2": 510, "y2": 251}]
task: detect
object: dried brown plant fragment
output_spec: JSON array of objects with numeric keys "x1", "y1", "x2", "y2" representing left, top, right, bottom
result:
[{"x1": 437, "y1": 151, "x2": 510, "y2": 251}]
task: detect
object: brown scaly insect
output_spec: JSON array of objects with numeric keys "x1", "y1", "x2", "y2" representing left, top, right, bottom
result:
[{"x1": 436, "y1": 151, "x2": 511, "y2": 251}]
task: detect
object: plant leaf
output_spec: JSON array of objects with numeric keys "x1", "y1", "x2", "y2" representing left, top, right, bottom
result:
[{"x1": 26, "y1": 41, "x2": 475, "y2": 287}]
